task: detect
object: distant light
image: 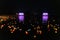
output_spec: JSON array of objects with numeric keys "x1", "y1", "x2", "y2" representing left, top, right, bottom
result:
[
  {"x1": 1, "y1": 19, "x2": 3, "y2": 21},
  {"x1": 43, "y1": 13, "x2": 48, "y2": 15},
  {"x1": 19, "y1": 13, "x2": 24, "y2": 15},
  {"x1": 17, "y1": 27, "x2": 20, "y2": 29},
  {"x1": 27, "y1": 29, "x2": 31, "y2": 31},
  {"x1": 53, "y1": 20, "x2": 55, "y2": 22},
  {"x1": 10, "y1": 29, "x2": 13, "y2": 33},
  {"x1": 19, "y1": 29, "x2": 22, "y2": 31},
  {"x1": 55, "y1": 30, "x2": 57, "y2": 33},
  {"x1": 1, "y1": 25, "x2": 4, "y2": 29},
  {"x1": 47, "y1": 24, "x2": 50, "y2": 28},
  {"x1": 50, "y1": 24, "x2": 53, "y2": 27},
  {"x1": 37, "y1": 25, "x2": 40, "y2": 29},
  {"x1": 34, "y1": 35, "x2": 36, "y2": 38},
  {"x1": 54, "y1": 28, "x2": 58, "y2": 31},
  {"x1": 8, "y1": 26, "x2": 11, "y2": 28},
  {"x1": 39, "y1": 30, "x2": 42, "y2": 35},
  {"x1": 25, "y1": 31, "x2": 29, "y2": 35}
]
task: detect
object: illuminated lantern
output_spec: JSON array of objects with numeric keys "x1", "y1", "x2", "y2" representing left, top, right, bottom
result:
[
  {"x1": 18, "y1": 12, "x2": 24, "y2": 22},
  {"x1": 42, "y1": 12, "x2": 48, "y2": 23}
]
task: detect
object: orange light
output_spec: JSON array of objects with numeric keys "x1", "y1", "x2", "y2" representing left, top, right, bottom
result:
[
  {"x1": 10, "y1": 29, "x2": 16, "y2": 33},
  {"x1": 37, "y1": 25, "x2": 40, "y2": 29},
  {"x1": 8, "y1": 26, "x2": 11, "y2": 28},
  {"x1": 25, "y1": 31, "x2": 29, "y2": 35},
  {"x1": 37, "y1": 30, "x2": 39, "y2": 33},
  {"x1": 12, "y1": 29, "x2": 15, "y2": 32},
  {"x1": 37, "y1": 30, "x2": 42, "y2": 35},
  {"x1": 39, "y1": 30, "x2": 42, "y2": 35},
  {"x1": 1, "y1": 25, "x2": 4, "y2": 29}
]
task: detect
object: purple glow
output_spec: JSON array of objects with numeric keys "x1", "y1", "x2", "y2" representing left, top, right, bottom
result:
[
  {"x1": 42, "y1": 15, "x2": 48, "y2": 23},
  {"x1": 42, "y1": 12, "x2": 48, "y2": 23},
  {"x1": 42, "y1": 16, "x2": 48, "y2": 20},
  {"x1": 18, "y1": 12, "x2": 24, "y2": 22},
  {"x1": 19, "y1": 15, "x2": 24, "y2": 22},
  {"x1": 43, "y1": 13, "x2": 48, "y2": 16},
  {"x1": 19, "y1": 13, "x2": 24, "y2": 15}
]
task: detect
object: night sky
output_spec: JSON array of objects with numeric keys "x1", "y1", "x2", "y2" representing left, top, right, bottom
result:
[{"x1": 0, "y1": 0, "x2": 60, "y2": 15}]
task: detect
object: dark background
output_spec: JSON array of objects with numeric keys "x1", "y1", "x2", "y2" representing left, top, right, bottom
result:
[
  {"x1": 0, "y1": 0, "x2": 60, "y2": 40},
  {"x1": 0, "y1": 0, "x2": 60, "y2": 15},
  {"x1": 0, "y1": 0, "x2": 60, "y2": 23}
]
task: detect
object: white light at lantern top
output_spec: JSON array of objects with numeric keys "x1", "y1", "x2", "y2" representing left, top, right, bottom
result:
[
  {"x1": 42, "y1": 12, "x2": 48, "y2": 23},
  {"x1": 43, "y1": 13, "x2": 48, "y2": 16},
  {"x1": 18, "y1": 12, "x2": 24, "y2": 22},
  {"x1": 19, "y1": 13, "x2": 24, "y2": 15}
]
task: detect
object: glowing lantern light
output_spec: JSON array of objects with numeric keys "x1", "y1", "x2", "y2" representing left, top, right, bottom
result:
[
  {"x1": 19, "y1": 13, "x2": 24, "y2": 15},
  {"x1": 42, "y1": 12, "x2": 48, "y2": 23},
  {"x1": 43, "y1": 13, "x2": 48, "y2": 15},
  {"x1": 18, "y1": 12, "x2": 24, "y2": 22}
]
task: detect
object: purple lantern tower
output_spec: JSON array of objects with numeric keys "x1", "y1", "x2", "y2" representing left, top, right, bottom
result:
[
  {"x1": 18, "y1": 12, "x2": 24, "y2": 22},
  {"x1": 42, "y1": 12, "x2": 48, "y2": 23}
]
